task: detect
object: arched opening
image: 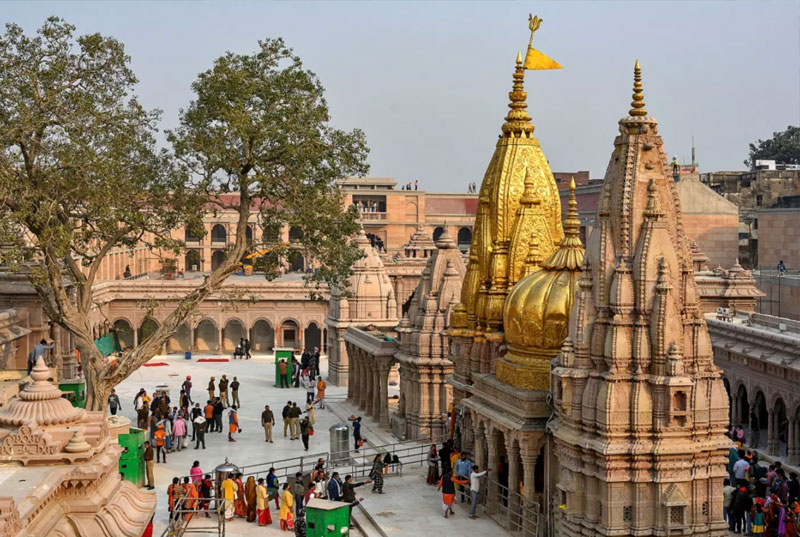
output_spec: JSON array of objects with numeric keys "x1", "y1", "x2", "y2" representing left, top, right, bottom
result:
[
  {"x1": 366, "y1": 233, "x2": 384, "y2": 252},
  {"x1": 167, "y1": 323, "x2": 191, "y2": 353},
  {"x1": 246, "y1": 225, "x2": 254, "y2": 244},
  {"x1": 773, "y1": 397, "x2": 788, "y2": 457},
  {"x1": 185, "y1": 249, "x2": 201, "y2": 272},
  {"x1": 250, "y1": 320, "x2": 274, "y2": 353},
  {"x1": 280, "y1": 319, "x2": 299, "y2": 350},
  {"x1": 304, "y1": 322, "x2": 322, "y2": 352},
  {"x1": 211, "y1": 224, "x2": 227, "y2": 244},
  {"x1": 737, "y1": 384, "x2": 749, "y2": 428},
  {"x1": 211, "y1": 250, "x2": 226, "y2": 271},
  {"x1": 290, "y1": 252, "x2": 305, "y2": 272},
  {"x1": 113, "y1": 319, "x2": 134, "y2": 351},
  {"x1": 457, "y1": 227, "x2": 472, "y2": 251},
  {"x1": 751, "y1": 390, "x2": 768, "y2": 450},
  {"x1": 323, "y1": 328, "x2": 328, "y2": 353},
  {"x1": 289, "y1": 227, "x2": 303, "y2": 243},
  {"x1": 185, "y1": 227, "x2": 202, "y2": 243},
  {"x1": 722, "y1": 377, "x2": 732, "y2": 425},
  {"x1": 222, "y1": 319, "x2": 246, "y2": 352},
  {"x1": 138, "y1": 318, "x2": 159, "y2": 346},
  {"x1": 194, "y1": 319, "x2": 219, "y2": 352},
  {"x1": 432, "y1": 226, "x2": 444, "y2": 242}
]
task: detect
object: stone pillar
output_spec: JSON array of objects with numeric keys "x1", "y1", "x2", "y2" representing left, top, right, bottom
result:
[
  {"x1": 190, "y1": 325, "x2": 196, "y2": 352},
  {"x1": 787, "y1": 417, "x2": 797, "y2": 465},
  {"x1": 50, "y1": 324, "x2": 63, "y2": 374},
  {"x1": 378, "y1": 361, "x2": 391, "y2": 427},
  {"x1": 419, "y1": 374, "x2": 430, "y2": 439},
  {"x1": 486, "y1": 430, "x2": 501, "y2": 515},
  {"x1": 768, "y1": 409, "x2": 777, "y2": 455},
  {"x1": 521, "y1": 452, "x2": 538, "y2": 534},
  {"x1": 473, "y1": 425, "x2": 485, "y2": 473},
  {"x1": 359, "y1": 354, "x2": 369, "y2": 412},
  {"x1": 731, "y1": 393, "x2": 739, "y2": 425},
  {"x1": 217, "y1": 328, "x2": 223, "y2": 354},
  {"x1": 371, "y1": 365, "x2": 381, "y2": 419},
  {"x1": 507, "y1": 441, "x2": 520, "y2": 531}
]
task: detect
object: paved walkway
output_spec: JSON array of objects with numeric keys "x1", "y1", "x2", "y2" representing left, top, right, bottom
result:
[
  {"x1": 359, "y1": 469, "x2": 511, "y2": 536},
  {"x1": 115, "y1": 352, "x2": 351, "y2": 536}
]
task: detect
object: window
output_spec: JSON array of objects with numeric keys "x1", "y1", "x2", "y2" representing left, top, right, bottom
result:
[
  {"x1": 669, "y1": 506, "x2": 684, "y2": 525},
  {"x1": 701, "y1": 501, "x2": 709, "y2": 517},
  {"x1": 623, "y1": 506, "x2": 632, "y2": 522}
]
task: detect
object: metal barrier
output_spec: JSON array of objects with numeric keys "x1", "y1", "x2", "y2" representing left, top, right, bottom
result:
[
  {"x1": 477, "y1": 478, "x2": 541, "y2": 537},
  {"x1": 160, "y1": 492, "x2": 224, "y2": 537},
  {"x1": 163, "y1": 434, "x2": 446, "y2": 536}
]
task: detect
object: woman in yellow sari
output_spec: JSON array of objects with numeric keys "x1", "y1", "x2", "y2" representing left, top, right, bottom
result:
[{"x1": 279, "y1": 483, "x2": 294, "y2": 531}]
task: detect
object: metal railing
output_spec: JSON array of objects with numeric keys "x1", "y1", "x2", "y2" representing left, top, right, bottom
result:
[
  {"x1": 160, "y1": 493, "x2": 224, "y2": 537},
  {"x1": 233, "y1": 433, "x2": 445, "y2": 485},
  {"x1": 477, "y1": 478, "x2": 541, "y2": 537}
]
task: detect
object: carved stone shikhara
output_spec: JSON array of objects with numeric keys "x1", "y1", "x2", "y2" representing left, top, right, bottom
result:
[
  {"x1": 0, "y1": 358, "x2": 155, "y2": 537},
  {"x1": 549, "y1": 62, "x2": 729, "y2": 537}
]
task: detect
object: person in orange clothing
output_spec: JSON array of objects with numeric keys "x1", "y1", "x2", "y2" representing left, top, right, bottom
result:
[
  {"x1": 154, "y1": 423, "x2": 167, "y2": 463},
  {"x1": 167, "y1": 477, "x2": 181, "y2": 520},
  {"x1": 181, "y1": 477, "x2": 198, "y2": 521},
  {"x1": 437, "y1": 469, "x2": 468, "y2": 518},
  {"x1": 228, "y1": 405, "x2": 240, "y2": 442},
  {"x1": 316, "y1": 377, "x2": 326, "y2": 409}
]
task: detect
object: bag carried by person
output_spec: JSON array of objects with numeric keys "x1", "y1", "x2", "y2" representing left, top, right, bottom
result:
[{"x1": 182, "y1": 436, "x2": 189, "y2": 448}]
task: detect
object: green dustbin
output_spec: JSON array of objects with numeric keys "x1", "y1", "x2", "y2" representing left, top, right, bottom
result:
[
  {"x1": 305, "y1": 498, "x2": 351, "y2": 537},
  {"x1": 119, "y1": 457, "x2": 144, "y2": 487},
  {"x1": 59, "y1": 380, "x2": 86, "y2": 408},
  {"x1": 273, "y1": 347, "x2": 294, "y2": 387}
]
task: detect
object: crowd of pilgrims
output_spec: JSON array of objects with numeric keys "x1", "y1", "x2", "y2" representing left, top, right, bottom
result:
[
  {"x1": 164, "y1": 455, "x2": 401, "y2": 534},
  {"x1": 726, "y1": 441, "x2": 800, "y2": 535}
]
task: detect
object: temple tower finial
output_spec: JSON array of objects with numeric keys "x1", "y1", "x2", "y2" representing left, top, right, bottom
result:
[{"x1": 629, "y1": 59, "x2": 647, "y2": 117}]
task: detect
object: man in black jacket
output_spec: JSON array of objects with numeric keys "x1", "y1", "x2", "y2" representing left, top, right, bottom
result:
[
  {"x1": 341, "y1": 474, "x2": 370, "y2": 528},
  {"x1": 213, "y1": 398, "x2": 224, "y2": 433},
  {"x1": 190, "y1": 403, "x2": 202, "y2": 440}
]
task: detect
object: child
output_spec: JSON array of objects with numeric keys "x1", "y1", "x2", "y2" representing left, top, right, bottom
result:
[{"x1": 752, "y1": 503, "x2": 765, "y2": 535}]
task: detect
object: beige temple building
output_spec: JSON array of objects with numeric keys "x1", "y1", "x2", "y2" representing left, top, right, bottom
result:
[{"x1": 0, "y1": 358, "x2": 154, "y2": 536}]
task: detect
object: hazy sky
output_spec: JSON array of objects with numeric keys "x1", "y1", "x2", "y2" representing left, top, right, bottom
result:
[{"x1": 3, "y1": 1, "x2": 799, "y2": 191}]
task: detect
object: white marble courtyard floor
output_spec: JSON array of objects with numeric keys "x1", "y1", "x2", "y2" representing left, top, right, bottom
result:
[{"x1": 115, "y1": 354, "x2": 508, "y2": 537}]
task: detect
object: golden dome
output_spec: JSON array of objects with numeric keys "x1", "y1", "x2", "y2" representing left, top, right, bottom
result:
[{"x1": 497, "y1": 178, "x2": 585, "y2": 390}]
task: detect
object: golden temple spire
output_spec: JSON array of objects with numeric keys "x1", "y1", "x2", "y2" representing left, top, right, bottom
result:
[
  {"x1": 520, "y1": 170, "x2": 540, "y2": 206},
  {"x1": 563, "y1": 177, "x2": 581, "y2": 237},
  {"x1": 540, "y1": 176, "x2": 584, "y2": 270},
  {"x1": 629, "y1": 59, "x2": 647, "y2": 117},
  {"x1": 501, "y1": 52, "x2": 534, "y2": 138}
]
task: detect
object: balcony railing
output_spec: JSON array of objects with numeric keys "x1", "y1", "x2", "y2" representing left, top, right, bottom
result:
[{"x1": 359, "y1": 211, "x2": 387, "y2": 221}]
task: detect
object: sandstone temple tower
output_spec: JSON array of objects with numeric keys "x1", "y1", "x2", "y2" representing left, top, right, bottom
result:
[
  {"x1": 327, "y1": 228, "x2": 398, "y2": 385},
  {"x1": 549, "y1": 62, "x2": 729, "y2": 536}
]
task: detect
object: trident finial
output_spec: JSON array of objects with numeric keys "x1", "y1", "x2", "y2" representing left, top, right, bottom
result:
[{"x1": 528, "y1": 14, "x2": 543, "y2": 47}]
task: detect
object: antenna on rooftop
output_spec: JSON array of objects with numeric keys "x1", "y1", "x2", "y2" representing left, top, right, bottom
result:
[{"x1": 691, "y1": 136, "x2": 696, "y2": 167}]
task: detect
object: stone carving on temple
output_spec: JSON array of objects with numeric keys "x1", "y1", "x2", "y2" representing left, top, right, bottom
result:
[
  {"x1": 549, "y1": 61, "x2": 729, "y2": 537},
  {"x1": 0, "y1": 357, "x2": 154, "y2": 536},
  {"x1": 393, "y1": 228, "x2": 466, "y2": 440}
]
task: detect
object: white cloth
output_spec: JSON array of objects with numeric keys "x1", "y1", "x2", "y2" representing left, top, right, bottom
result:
[{"x1": 469, "y1": 470, "x2": 487, "y2": 491}]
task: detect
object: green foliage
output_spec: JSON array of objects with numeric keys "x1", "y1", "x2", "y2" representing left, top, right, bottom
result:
[
  {"x1": 169, "y1": 38, "x2": 368, "y2": 293},
  {"x1": 745, "y1": 125, "x2": 800, "y2": 169},
  {"x1": 0, "y1": 17, "x2": 204, "y2": 296}
]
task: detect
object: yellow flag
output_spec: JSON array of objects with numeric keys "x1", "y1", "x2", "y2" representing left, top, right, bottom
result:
[{"x1": 524, "y1": 47, "x2": 563, "y2": 70}]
